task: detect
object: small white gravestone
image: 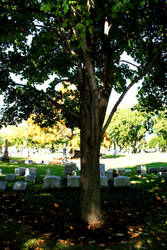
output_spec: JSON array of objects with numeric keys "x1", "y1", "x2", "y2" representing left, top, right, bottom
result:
[
  {"x1": 25, "y1": 175, "x2": 36, "y2": 183},
  {"x1": 100, "y1": 176, "x2": 108, "y2": 187},
  {"x1": 25, "y1": 168, "x2": 37, "y2": 176},
  {"x1": 67, "y1": 176, "x2": 80, "y2": 187},
  {"x1": 46, "y1": 168, "x2": 51, "y2": 176},
  {"x1": 148, "y1": 167, "x2": 159, "y2": 173},
  {"x1": 101, "y1": 171, "x2": 113, "y2": 180},
  {"x1": 99, "y1": 164, "x2": 105, "y2": 172},
  {"x1": 0, "y1": 181, "x2": 8, "y2": 190},
  {"x1": 157, "y1": 172, "x2": 167, "y2": 178},
  {"x1": 160, "y1": 167, "x2": 167, "y2": 172},
  {"x1": 13, "y1": 181, "x2": 28, "y2": 191},
  {"x1": 136, "y1": 165, "x2": 147, "y2": 175},
  {"x1": 5, "y1": 174, "x2": 16, "y2": 181},
  {"x1": 42, "y1": 176, "x2": 62, "y2": 189},
  {"x1": 113, "y1": 176, "x2": 130, "y2": 187},
  {"x1": 15, "y1": 167, "x2": 26, "y2": 176},
  {"x1": 0, "y1": 169, "x2": 2, "y2": 175},
  {"x1": 118, "y1": 168, "x2": 126, "y2": 176}
]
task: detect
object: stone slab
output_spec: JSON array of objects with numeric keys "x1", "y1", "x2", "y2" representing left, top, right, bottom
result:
[
  {"x1": 0, "y1": 181, "x2": 8, "y2": 190},
  {"x1": 15, "y1": 167, "x2": 26, "y2": 176},
  {"x1": 13, "y1": 181, "x2": 28, "y2": 191},
  {"x1": 99, "y1": 164, "x2": 105, "y2": 172},
  {"x1": 113, "y1": 176, "x2": 130, "y2": 187},
  {"x1": 160, "y1": 167, "x2": 167, "y2": 172},
  {"x1": 118, "y1": 168, "x2": 126, "y2": 175},
  {"x1": 42, "y1": 176, "x2": 62, "y2": 189},
  {"x1": 148, "y1": 167, "x2": 159, "y2": 173},
  {"x1": 157, "y1": 172, "x2": 167, "y2": 178},
  {"x1": 0, "y1": 169, "x2": 2, "y2": 175},
  {"x1": 64, "y1": 162, "x2": 79, "y2": 176},
  {"x1": 100, "y1": 176, "x2": 108, "y2": 187},
  {"x1": 4, "y1": 174, "x2": 16, "y2": 181},
  {"x1": 25, "y1": 175, "x2": 36, "y2": 183},
  {"x1": 67, "y1": 176, "x2": 80, "y2": 187}
]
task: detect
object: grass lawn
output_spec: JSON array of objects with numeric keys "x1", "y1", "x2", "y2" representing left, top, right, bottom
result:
[{"x1": 0, "y1": 153, "x2": 167, "y2": 249}]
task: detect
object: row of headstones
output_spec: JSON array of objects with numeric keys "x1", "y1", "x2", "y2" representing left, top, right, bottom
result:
[
  {"x1": 136, "y1": 165, "x2": 167, "y2": 177},
  {"x1": 42, "y1": 175, "x2": 131, "y2": 189},
  {"x1": 9, "y1": 160, "x2": 50, "y2": 165}
]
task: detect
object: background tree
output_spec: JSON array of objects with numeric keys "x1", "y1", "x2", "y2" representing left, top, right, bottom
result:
[
  {"x1": 0, "y1": 0, "x2": 166, "y2": 226},
  {"x1": 148, "y1": 135, "x2": 166, "y2": 151},
  {"x1": 107, "y1": 108, "x2": 147, "y2": 153},
  {"x1": 152, "y1": 111, "x2": 167, "y2": 150}
]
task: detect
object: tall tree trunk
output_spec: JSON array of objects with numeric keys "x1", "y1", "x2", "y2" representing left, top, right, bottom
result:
[{"x1": 80, "y1": 80, "x2": 103, "y2": 226}]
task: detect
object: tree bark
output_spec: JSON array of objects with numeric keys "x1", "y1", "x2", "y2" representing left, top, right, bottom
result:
[
  {"x1": 80, "y1": 110, "x2": 103, "y2": 226},
  {"x1": 79, "y1": 77, "x2": 103, "y2": 226}
]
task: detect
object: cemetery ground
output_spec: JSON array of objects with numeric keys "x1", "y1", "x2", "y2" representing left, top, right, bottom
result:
[{"x1": 0, "y1": 153, "x2": 167, "y2": 249}]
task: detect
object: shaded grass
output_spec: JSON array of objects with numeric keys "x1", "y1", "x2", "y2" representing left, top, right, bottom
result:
[{"x1": 0, "y1": 155, "x2": 167, "y2": 249}]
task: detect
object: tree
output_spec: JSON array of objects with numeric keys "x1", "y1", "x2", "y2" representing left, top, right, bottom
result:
[
  {"x1": 107, "y1": 108, "x2": 147, "y2": 153},
  {"x1": 0, "y1": 0, "x2": 166, "y2": 226},
  {"x1": 152, "y1": 111, "x2": 167, "y2": 150}
]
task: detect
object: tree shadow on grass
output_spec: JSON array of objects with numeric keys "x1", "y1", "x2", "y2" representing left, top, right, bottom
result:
[{"x1": 0, "y1": 161, "x2": 167, "y2": 249}]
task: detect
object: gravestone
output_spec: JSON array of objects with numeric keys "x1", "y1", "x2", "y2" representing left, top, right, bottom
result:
[
  {"x1": 64, "y1": 162, "x2": 79, "y2": 176},
  {"x1": 157, "y1": 172, "x2": 167, "y2": 178},
  {"x1": 25, "y1": 160, "x2": 33, "y2": 164},
  {"x1": 25, "y1": 175, "x2": 36, "y2": 183},
  {"x1": 136, "y1": 165, "x2": 147, "y2": 176},
  {"x1": 13, "y1": 181, "x2": 28, "y2": 191},
  {"x1": 100, "y1": 176, "x2": 108, "y2": 187},
  {"x1": 67, "y1": 176, "x2": 80, "y2": 187},
  {"x1": 108, "y1": 168, "x2": 119, "y2": 177},
  {"x1": 0, "y1": 181, "x2": 8, "y2": 191},
  {"x1": 101, "y1": 170, "x2": 113, "y2": 180},
  {"x1": 160, "y1": 167, "x2": 167, "y2": 172},
  {"x1": 148, "y1": 167, "x2": 159, "y2": 173},
  {"x1": 15, "y1": 167, "x2": 26, "y2": 176},
  {"x1": 113, "y1": 176, "x2": 130, "y2": 187},
  {"x1": 46, "y1": 168, "x2": 51, "y2": 176},
  {"x1": 0, "y1": 169, "x2": 2, "y2": 175},
  {"x1": 25, "y1": 168, "x2": 37, "y2": 176},
  {"x1": 42, "y1": 176, "x2": 62, "y2": 189},
  {"x1": 99, "y1": 164, "x2": 105, "y2": 172},
  {"x1": 118, "y1": 168, "x2": 126, "y2": 175},
  {"x1": 5, "y1": 174, "x2": 16, "y2": 181}
]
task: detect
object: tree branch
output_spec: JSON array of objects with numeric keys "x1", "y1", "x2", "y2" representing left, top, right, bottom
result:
[
  {"x1": 120, "y1": 60, "x2": 140, "y2": 69},
  {"x1": 6, "y1": 81, "x2": 80, "y2": 121},
  {"x1": 101, "y1": 38, "x2": 167, "y2": 136}
]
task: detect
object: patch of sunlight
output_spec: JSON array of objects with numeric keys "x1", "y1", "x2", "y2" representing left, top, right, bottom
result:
[
  {"x1": 40, "y1": 193, "x2": 53, "y2": 197},
  {"x1": 24, "y1": 238, "x2": 45, "y2": 249}
]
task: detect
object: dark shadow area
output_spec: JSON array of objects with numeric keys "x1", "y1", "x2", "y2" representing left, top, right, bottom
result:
[{"x1": 0, "y1": 161, "x2": 167, "y2": 249}]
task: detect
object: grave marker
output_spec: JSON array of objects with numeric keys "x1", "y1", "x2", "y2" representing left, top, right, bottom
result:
[
  {"x1": 5, "y1": 174, "x2": 16, "y2": 181},
  {"x1": 113, "y1": 176, "x2": 130, "y2": 187},
  {"x1": 42, "y1": 176, "x2": 62, "y2": 189},
  {"x1": 13, "y1": 181, "x2": 28, "y2": 191},
  {"x1": 0, "y1": 181, "x2": 8, "y2": 191},
  {"x1": 67, "y1": 176, "x2": 80, "y2": 187}
]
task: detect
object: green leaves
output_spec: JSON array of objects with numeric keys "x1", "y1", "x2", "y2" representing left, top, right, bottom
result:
[{"x1": 40, "y1": 3, "x2": 52, "y2": 13}]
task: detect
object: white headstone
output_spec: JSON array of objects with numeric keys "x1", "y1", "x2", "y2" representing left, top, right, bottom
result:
[
  {"x1": 42, "y1": 176, "x2": 62, "y2": 189},
  {"x1": 113, "y1": 176, "x2": 130, "y2": 187},
  {"x1": 25, "y1": 168, "x2": 37, "y2": 176},
  {"x1": 0, "y1": 181, "x2": 8, "y2": 190},
  {"x1": 13, "y1": 181, "x2": 28, "y2": 191},
  {"x1": 67, "y1": 176, "x2": 80, "y2": 187},
  {"x1": 5, "y1": 174, "x2": 16, "y2": 181},
  {"x1": 0, "y1": 169, "x2": 2, "y2": 175},
  {"x1": 136, "y1": 165, "x2": 147, "y2": 176}
]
